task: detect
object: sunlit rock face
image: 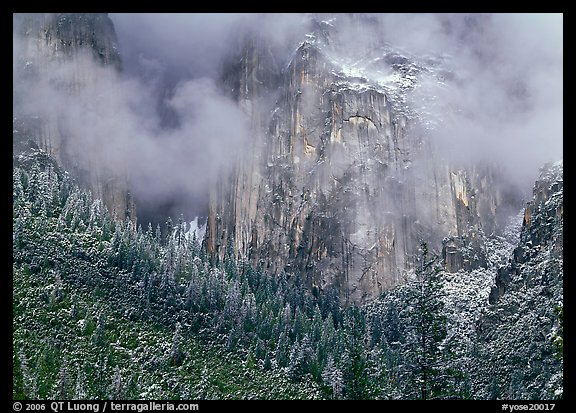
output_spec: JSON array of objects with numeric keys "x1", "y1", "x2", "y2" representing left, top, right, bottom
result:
[
  {"x1": 206, "y1": 16, "x2": 518, "y2": 303},
  {"x1": 13, "y1": 13, "x2": 134, "y2": 220}
]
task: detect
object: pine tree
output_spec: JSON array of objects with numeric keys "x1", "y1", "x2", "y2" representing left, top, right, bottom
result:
[
  {"x1": 13, "y1": 351, "x2": 27, "y2": 400},
  {"x1": 73, "y1": 366, "x2": 88, "y2": 399},
  {"x1": 341, "y1": 306, "x2": 368, "y2": 399},
  {"x1": 95, "y1": 354, "x2": 108, "y2": 399},
  {"x1": 110, "y1": 366, "x2": 124, "y2": 400},
  {"x1": 400, "y1": 242, "x2": 448, "y2": 400},
  {"x1": 263, "y1": 351, "x2": 273, "y2": 371},
  {"x1": 224, "y1": 234, "x2": 237, "y2": 279},
  {"x1": 321, "y1": 355, "x2": 344, "y2": 399},
  {"x1": 155, "y1": 224, "x2": 162, "y2": 245},
  {"x1": 552, "y1": 303, "x2": 563, "y2": 359},
  {"x1": 175, "y1": 215, "x2": 186, "y2": 248},
  {"x1": 170, "y1": 322, "x2": 184, "y2": 367},
  {"x1": 52, "y1": 356, "x2": 72, "y2": 399},
  {"x1": 197, "y1": 365, "x2": 213, "y2": 399},
  {"x1": 165, "y1": 217, "x2": 174, "y2": 245},
  {"x1": 275, "y1": 330, "x2": 290, "y2": 368},
  {"x1": 93, "y1": 311, "x2": 107, "y2": 347}
]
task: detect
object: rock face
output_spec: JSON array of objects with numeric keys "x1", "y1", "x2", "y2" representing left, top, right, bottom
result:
[
  {"x1": 206, "y1": 18, "x2": 516, "y2": 303},
  {"x1": 12, "y1": 14, "x2": 526, "y2": 303},
  {"x1": 13, "y1": 13, "x2": 121, "y2": 69},
  {"x1": 13, "y1": 13, "x2": 134, "y2": 220},
  {"x1": 476, "y1": 161, "x2": 562, "y2": 399},
  {"x1": 489, "y1": 160, "x2": 563, "y2": 304}
]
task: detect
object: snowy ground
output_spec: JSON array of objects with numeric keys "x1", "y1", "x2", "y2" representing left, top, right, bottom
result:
[{"x1": 441, "y1": 209, "x2": 523, "y2": 342}]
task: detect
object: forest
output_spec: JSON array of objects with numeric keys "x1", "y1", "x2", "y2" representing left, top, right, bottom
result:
[{"x1": 13, "y1": 145, "x2": 563, "y2": 400}]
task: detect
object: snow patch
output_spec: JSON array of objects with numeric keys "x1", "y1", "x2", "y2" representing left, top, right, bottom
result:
[{"x1": 186, "y1": 216, "x2": 206, "y2": 244}]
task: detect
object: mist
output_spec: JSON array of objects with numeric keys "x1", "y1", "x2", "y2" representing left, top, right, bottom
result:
[
  {"x1": 324, "y1": 13, "x2": 562, "y2": 194},
  {"x1": 13, "y1": 13, "x2": 562, "y2": 227},
  {"x1": 384, "y1": 13, "x2": 562, "y2": 193},
  {"x1": 14, "y1": 14, "x2": 257, "y2": 227},
  {"x1": 108, "y1": 13, "x2": 308, "y2": 224}
]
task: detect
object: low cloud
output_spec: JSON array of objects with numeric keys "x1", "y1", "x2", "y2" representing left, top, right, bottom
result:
[
  {"x1": 13, "y1": 25, "x2": 250, "y2": 223},
  {"x1": 311, "y1": 13, "x2": 563, "y2": 192},
  {"x1": 388, "y1": 13, "x2": 562, "y2": 191},
  {"x1": 14, "y1": 13, "x2": 562, "y2": 225}
]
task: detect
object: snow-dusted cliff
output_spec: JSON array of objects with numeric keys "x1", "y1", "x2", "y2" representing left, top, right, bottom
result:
[
  {"x1": 205, "y1": 15, "x2": 521, "y2": 303},
  {"x1": 13, "y1": 13, "x2": 134, "y2": 220}
]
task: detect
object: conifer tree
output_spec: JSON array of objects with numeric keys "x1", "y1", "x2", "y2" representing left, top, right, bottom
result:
[{"x1": 400, "y1": 242, "x2": 448, "y2": 400}]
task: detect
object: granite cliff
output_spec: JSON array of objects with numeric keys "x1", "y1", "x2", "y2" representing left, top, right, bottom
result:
[
  {"x1": 13, "y1": 13, "x2": 134, "y2": 220},
  {"x1": 205, "y1": 16, "x2": 521, "y2": 303},
  {"x1": 13, "y1": 13, "x2": 537, "y2": 303}
]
